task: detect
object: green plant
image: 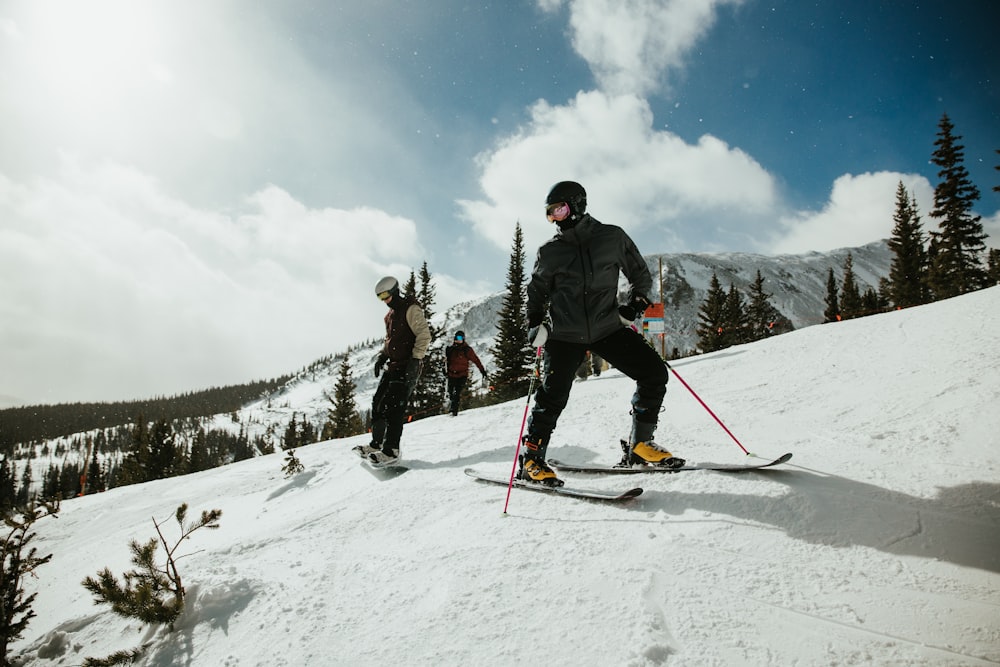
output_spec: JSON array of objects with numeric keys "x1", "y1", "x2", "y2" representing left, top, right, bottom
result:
[
  {"x1": 82, "y1": 503, "x2": 222, "y2": 631},
  {"x1": 1, "y1": 500, "x2": 60, "y2": 667},
  {"x1": 282, "y1": 449, "x2": 305, "y2": 477}
]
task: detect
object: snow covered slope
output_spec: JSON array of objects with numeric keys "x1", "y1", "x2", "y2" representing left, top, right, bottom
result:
[{"x1": 13, "y1": 287, "x2": 999, "y2": 667}]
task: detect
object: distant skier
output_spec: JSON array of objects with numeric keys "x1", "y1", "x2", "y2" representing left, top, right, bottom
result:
[
  {"x1": 574, "y1": 350, "x2": 604, "y2": 381},
  {"x1": 519, "y1": 181, "x2": 684, "y2": 486},
  {"x1": 353, "y1": 276, "x2": 430, "y2": 465},
  {"x1": 444, "y1": 330, "x2": 487, "y2": 416}
]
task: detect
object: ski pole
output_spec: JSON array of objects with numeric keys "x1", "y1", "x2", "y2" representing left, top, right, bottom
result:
[
  {"x1": 503, "y1": 346, "x2": 543, "y2": 514},
  {"x1": 664, "y1": 360, "x2": 751, "y2": 456}
]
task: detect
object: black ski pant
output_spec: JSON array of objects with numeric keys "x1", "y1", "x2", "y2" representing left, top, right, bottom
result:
[
  {"x1": 370, "y1": 368, "x2": 410, "y2": 454},
  {"x1": 447, "y1": 376, "x2": 467, "y2": 415},
  {"x1": 526, "y1": 327, "x2": 668, "y2": 458}
]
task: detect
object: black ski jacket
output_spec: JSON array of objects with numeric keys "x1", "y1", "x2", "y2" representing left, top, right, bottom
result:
[{"x1": 526, "y1": 214, "x2": 652, "y2": 345}]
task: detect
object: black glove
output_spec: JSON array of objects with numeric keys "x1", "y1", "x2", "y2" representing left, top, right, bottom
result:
[
  {"x1": 527, "y1": 323, "x2": 549, "y2": 348},
  {"x1": 526, "y1": 312, "x2": 544, "y2": 328},
  {"x1": 618, "y1": 296, "x2": 651, "y2": 322},
  {"x1": 374, "y1": 352, "x2": 388, "y2": 377},
  {"x1": 405, "y1": 358, "x2": 423, "y2": 390}
]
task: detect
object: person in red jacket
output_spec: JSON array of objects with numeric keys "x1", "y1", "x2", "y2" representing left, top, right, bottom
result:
[{"x1": 444, "y1": 330, "x2": 487, "y2": 416}]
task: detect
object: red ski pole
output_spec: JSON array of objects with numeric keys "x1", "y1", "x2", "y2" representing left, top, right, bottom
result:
[
  {"x1": 503, "y1": 345, "x2": 544, "y2": 514},
  {"x1": 664, "y1": 360, "x2": 751, "y2": 456}
]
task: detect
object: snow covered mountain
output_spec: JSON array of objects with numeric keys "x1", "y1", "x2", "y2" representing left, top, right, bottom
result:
[
  {"x1": 8, "y1": 241, "x2": 892, "y2": 489},
  {"x1": 230, "y1": 239, "x2": 891, "y2": 436},
  {"x1": 12, "y1": 285, "x2": 1000, "y2": 666}
]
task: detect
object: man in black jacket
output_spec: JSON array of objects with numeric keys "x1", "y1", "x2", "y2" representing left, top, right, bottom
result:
[{"x1": 519, "y1": 181, "x2": 684, "y2": 486}]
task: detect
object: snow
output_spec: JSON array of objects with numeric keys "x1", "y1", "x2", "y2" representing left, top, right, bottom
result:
[{"x1": 13, "y1": 287, "x2": 1000, "y2": 666}]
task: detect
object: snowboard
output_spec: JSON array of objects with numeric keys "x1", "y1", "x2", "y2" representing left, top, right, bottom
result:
[
  {"x1": 548, "y1": 452, "x2": 792, "y2": 474},
  {"x1": 464, "y1": 468, "x2": 643, "y2": 502}
]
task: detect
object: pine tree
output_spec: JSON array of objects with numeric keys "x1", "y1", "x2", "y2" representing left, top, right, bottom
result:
[
  {"x1": 988, "y1": 248, "x2": 1000, "y2": 286},
  {"x1": 839, "y1": 253, "x2": 863, "y2": 319},
  {"x1": 1, "y1": 501, "x2": 59, "y2": 666},
  {"x1": 403, "y1": 271, "x2": 417, "y2": 301},
  {"x1": 409, "y1": 262, "x2": 446, "y2": 419},
  {"x1": 0, "y1": 458, "x2": 14, "y2": 513},
  {"x1": 491, "y1": 223, "x2": 533, "y2": 400},
  {"x1": 887, "y1": 182, "x2": 928, "y2": 308},
  {"x1": 147, "y1": 419, "x2": 177, "y2": 481},
  {"x1": 188, "y1": 429, "x2": 210, "y2": 473},
  {"x1": 86, "y1": 449, "x2": 105, "y2": 494},
  {"x1": 722, "y1": 283, "x2": 749, "y2": 346},
  {"x1": 282, "y1": 414, "x2": 299, "y2": 450},
  {"x1": 324, "y1": 358, "x2": 364, "y2": 438},
  {"x1": 823, "y1": 268, "x2": 840, "y2": 322},
  {"x1": 118, "y1": 415, "x2": 152, "y2": 486},
  {"x1": 17, "y1": 464, "x2": 31, "y2": 506},
  {"x1": 745, "y1": 270, "x2": 792, "y2": 342},
  {"x1": 927, "y1": 113, "x2": 987, "y2": 298},
  {"x1": 696, "y1": 272, "x2": 728, "y2": 352}
]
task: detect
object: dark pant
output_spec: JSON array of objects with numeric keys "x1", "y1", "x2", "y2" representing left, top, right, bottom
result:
[
  {"x1": 526, "y1": 327, "x2": 668, "y2": 458},
  {"x1": 370, "y1": 368, "x2": 410, "y2": 453},
  {"x1": 447, "y1": 376, "x2": 467, "y2": 415}
]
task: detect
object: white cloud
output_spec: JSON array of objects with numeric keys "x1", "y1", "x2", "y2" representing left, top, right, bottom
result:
[
  {"x1": 541, "y1": 0, "x2": 746, "y2": 97},
  {"x1": 769, "y1": 172, "x2": 936, "y2": 254},
  {"x1": 0, "y1": 158, "x2": 432, "y2": 406},
  {"x1": 457, "y1": 90, "x2": 777, "y2": 256}
]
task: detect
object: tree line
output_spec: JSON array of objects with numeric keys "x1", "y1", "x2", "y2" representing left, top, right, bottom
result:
[
  {"x1": 0, "y1": 376, "x2": 292, "y2": 455},
  {"x1": 697, "y1": 113, "x2": 999, "y2": 354}
]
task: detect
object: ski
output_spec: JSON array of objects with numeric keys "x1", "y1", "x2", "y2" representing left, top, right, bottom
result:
[
  {"x1": 464, "y1": 468, "x2": 643, "y2": 502},
  {"x1": 548, "y1": 452, "x2": 792, "y2": 474}
]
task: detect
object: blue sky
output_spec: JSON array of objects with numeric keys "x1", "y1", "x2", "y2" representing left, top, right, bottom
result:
[{"x1": 1, "y1": 0, "x2": 997, "y2": 407}]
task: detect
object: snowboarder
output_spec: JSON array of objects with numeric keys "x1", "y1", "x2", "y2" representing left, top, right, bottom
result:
[
  {"x1": 353, "y1": 276, "x2": 430, "y2": 465},
  {"x1": 519, "y1": 181, "x2": 684, "y2": 486},
  {"x1": 444, "y1": 330, "x2": 487, "y2": 416}
]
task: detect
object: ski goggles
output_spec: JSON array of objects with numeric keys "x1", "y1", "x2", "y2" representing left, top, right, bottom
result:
[
  {"x1": 455, "y1": 334, "x2": 464, "y2": 341},
  {"x1": 545, "y1": 201, "x2": 571, "y2": 222},
  {"x1": 377, "y1": 291, "x2": 392, "y2": 302}
]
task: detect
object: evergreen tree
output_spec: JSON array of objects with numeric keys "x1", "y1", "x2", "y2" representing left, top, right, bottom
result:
[
  {"x1": 17, "y1": 464, "x2": 31, "y2": 506},
  {"x1": 988, "y1": 248, "x2": 1000, "y2": 286},
  {"x1": 282, "y1": 414, "x2": 300, "y2": 450},
  {"x1": 409, "y1": 263, "x2": 446, "y2": 419},
  {"x1": 927, "y1": 113, "x2": 987, "y2": 298},
  {"x1": 745, "y1": 270, "x2": 792, "y2": 341},
  {"x1": 86, "y1": 449, "x2": 105, "y2": 494},
  {"x1": 0, "y1": 458, "x2": 14, "y2": 513},
  {"x1": 324, "y1": 357, "x2": 365, "y2": 439},
  {"x1": 887, "y1": 182, "x2": 928, "y2": 308},
  {"x1": 491, "y1": 223, "x2": 533, "y2": 401},
  {"x1": 860, "y1": 287, "x2": 882, "y2": 316},
  {"x1": 823, "y1": 268, "x2": 840, "y2": 322},
  {"x1": 696, "y1": 272, "x2": 728, "y2": 352},
  {"x1": 722, "y1": 283, "x2": 749, "y2": 346},
  {"x1": 403, "y1": 272, "x2": 417, "y2": 301},
  {"x1": 839, "y1": 253, "x2": 863, "y2": 319},
  {"x1": 147, "y1": 419, "x2": 177, "y2": 481},
  {"x1": 118, "y1": 415, "x2": 152, "y2": 486},
  {"x1": 1, "y1": 501, "x2": 59, "y2": 666},
  {"x1": 188, "y1": 429, "x2": 210, "y2": 474}
]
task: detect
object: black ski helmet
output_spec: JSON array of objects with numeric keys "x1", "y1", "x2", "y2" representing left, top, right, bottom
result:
[
  {"x1": 546, "y1": 181, "x2": 587, "y2": 218},
  {"x1": 374, "y1": 276, "x2": 400, "y2": 300}
]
